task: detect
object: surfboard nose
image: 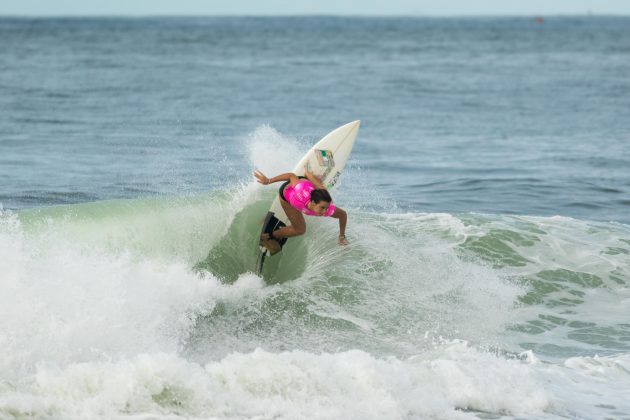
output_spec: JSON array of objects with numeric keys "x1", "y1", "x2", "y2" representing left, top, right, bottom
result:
[
  {"x1": 336, "y1": 120, "x2": 360, "y2": 135},
  {"x1": 348, "y1": 120, "x2": 360, "y2": 129}
]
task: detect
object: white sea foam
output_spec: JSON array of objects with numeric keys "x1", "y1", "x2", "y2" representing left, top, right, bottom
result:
[
  {"x1": 4, "y1": 341, "x2": 629, "y2": 420},
  {"x1": 0, "y1": 211, "x2": 264, "y2": 383},
  {"x1": 0, "y1": 342, "x2": 550, "y2": 420}
]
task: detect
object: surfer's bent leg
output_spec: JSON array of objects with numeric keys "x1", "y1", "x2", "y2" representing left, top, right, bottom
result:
[{"x1": 273, "y1": 199, "x2": 306, "y2": 238}]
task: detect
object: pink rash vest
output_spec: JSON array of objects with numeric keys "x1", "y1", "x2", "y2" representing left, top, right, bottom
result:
[{"x1": 283, "y1": 180, "x2": 336, "y2": 217}]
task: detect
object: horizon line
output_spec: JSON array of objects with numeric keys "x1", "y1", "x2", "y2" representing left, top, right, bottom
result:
[{"x1": 1, "y1": 12, "x2": 629, "y2": 19}]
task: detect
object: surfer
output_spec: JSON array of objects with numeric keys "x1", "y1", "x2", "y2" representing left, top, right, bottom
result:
[{"x1": 254, "y1": 169, "x2": 349, "y2": 253}]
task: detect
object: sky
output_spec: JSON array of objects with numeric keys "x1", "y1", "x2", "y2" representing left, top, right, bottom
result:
[{"x1": 1, "y1": 0, "x2": 629, "y2": 16}]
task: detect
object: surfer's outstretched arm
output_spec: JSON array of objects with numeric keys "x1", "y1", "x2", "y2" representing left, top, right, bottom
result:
[
  {"x1": 254, "y1": 170, "x2": 298, "y2": 186},
  {"x1": 331, "y1": 207, "x2": 349, "y2": 245}
]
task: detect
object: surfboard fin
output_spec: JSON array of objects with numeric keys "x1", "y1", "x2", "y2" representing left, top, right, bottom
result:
[{"x1": 255, "y1": 247, "x2": 267, "y2": 275}]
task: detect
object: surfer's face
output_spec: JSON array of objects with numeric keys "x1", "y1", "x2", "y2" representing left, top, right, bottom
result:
[{"x1": 309, "y1": 200, "x2": 330, "y2": 215}]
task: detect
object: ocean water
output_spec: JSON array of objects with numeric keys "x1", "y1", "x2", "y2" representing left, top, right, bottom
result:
[{"x1": 1, "y1": 16, "x2": 630, "y2": 419}]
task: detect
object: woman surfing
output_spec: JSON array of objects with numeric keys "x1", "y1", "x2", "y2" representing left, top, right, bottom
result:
[{"x1": 254, "y1": 169, "x2": 349, "y2": 254}]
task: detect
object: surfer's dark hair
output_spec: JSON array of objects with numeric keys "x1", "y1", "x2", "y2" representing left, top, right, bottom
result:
[{"x1": 311, "y1": 189, "x2": 332, "y2": 204}]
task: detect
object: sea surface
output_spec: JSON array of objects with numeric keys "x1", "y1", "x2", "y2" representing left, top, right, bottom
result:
[{"x1": 1, "y1": 16, "x2": 630, "y2": 419}]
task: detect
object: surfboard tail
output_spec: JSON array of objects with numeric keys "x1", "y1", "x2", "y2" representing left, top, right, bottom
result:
[{"x1": 255, "y1": 211, "x2": 288, "y2": 274}]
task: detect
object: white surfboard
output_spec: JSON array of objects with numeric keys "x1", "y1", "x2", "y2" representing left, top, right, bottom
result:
[{"x1": 255, "y1": 120, "x2": 360, "y2": 274}]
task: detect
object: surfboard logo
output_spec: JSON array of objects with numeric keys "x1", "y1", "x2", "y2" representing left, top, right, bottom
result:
[
  {"x1": 316, "y1": 150, "x2": 335, "y2": 168},
  {"x1": 327, "y1": 171, "x2": 341, "y2": 188}
]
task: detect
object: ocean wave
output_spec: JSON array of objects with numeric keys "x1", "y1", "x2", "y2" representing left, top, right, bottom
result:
[
  {"x1": 2, "y1": 188, "x2": 628, "y2": 358},
  {"x1": 1, "y1": 185, "x2": 629, "y2": 418}
]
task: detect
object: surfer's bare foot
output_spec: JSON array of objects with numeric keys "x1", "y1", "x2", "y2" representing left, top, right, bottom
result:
[
  {"x1": 261, "y1": 233, "x2": 281, "y2": 255},
  {"x1": 338, "y1": 235, "x2": 349, "y2": 246}
]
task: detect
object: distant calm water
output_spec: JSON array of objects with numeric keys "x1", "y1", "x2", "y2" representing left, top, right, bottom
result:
[{"x1": 1, "y1": 17, "x2": 630, "y2": 420}]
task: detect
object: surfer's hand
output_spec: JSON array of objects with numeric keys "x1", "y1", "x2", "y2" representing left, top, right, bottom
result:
[
  {"x1": 304, "y1": 170, "x2": 325, "y2": 190},
  {"x1": 254, "y1": 170, "x2": 270, "y2": 185},
  {"x1": 338, "y1": 235, "x2": 349, "y2": 246},
  {"x1": 305, "y1": 170, "x2": 318, "y2": 180}
]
